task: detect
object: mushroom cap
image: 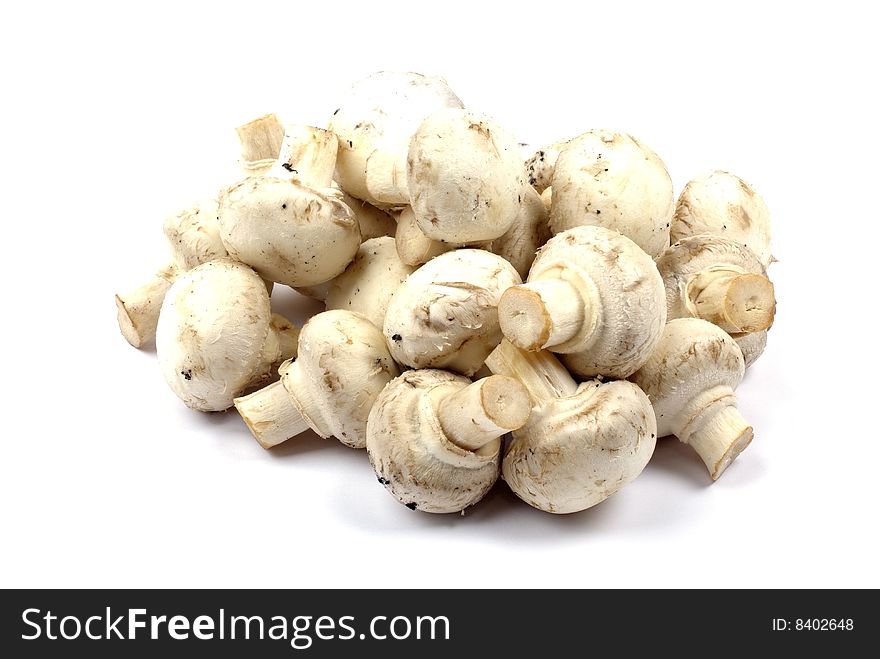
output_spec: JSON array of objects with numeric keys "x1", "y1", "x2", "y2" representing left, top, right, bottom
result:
[
  {"x1": 367, "y1": 369, "x2": 501, "y2": 513},
  {"x1": 163, "y1": 197, "x2": 227, "y2": 270},
  {"x1": 286, "y1": 310, "x2": 399, "y2": 448},
  {"x1": 529, "y1": 226, "x2": 666, "y2": 379},
  {"x1": 503, "y1": 380, "x2": 656, "y2": 514},
  {"x1": 656, "y1": 234, "x2": 768, "y2": 321},
  {"x1": 549, "y1": 129, "x2": 673, "y2": 257},
  {"x1": 329, "y1": 71, "x2": 463, "y2": 204},
  {"x1": 407, "y1": 108, "x2": 526, "y2": 243},
  {"x1": 218, "y1": 177, "x2": 360, "y2": 287},
  {"x1": 325, "y1": 237, "x2": 416, "y2": 329},
  {"x1": 672, "y1": 170, "x2": 772, "y2": 267},
  {"x1": 734, "y1": 329, "x2": 768, "y2": 369},
  {"x1": 524, "y1": 139, "x2": 569, "y2": 193},
  {"x1": 485, "y1": 185, "x2": 550, "y2": 279},
  {"x1": 383, "y1": 249, "x2": 521, "y2": 376},
  {"x1": 629, "y1": 318, "x2": 745, "y2": 437},
  {"x1": 156, "y1": 259, "x2": 274, "y2": 411}
]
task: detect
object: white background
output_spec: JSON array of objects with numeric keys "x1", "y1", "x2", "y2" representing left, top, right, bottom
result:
[{"x1": 1, "y1": 0, "x2": 878, "y2": 588}]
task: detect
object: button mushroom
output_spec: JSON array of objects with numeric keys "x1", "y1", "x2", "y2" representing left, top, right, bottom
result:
[
  {"x1": 155, "y1": 259, "x2": 299, "y2": 412},
  {"x1": 549, "y1": 129, "x2": 674, "y2": 257},
  {"x1": 672, "y1": 170, "x2": 772, "y2": 268},
  {"x1": 524, "y1": 138, "x2": 569, "y2": 193},
  {"x1": 394, "y1": 206, "x2": 453, "y2": 266},
  {"x1": 629, "y1": 318, "x2": 753, "y2": 480},
  {"x1": 408, "y1": 108, "x2": 526, "y2": 244},
  {"x1": 367, "y1": 369, "x2": 531, "y2": 513},
  {"x1": 234, "y1": 310, "x2": 399, "y2": 449},
  {"x1": 657, "y1": 235, "x2": 776, "y2": 334},
  {"x1": 498, "y1": 225, "x2": 666, "y2": 379},
  {"x1": 383, "y1": 249, "x2": 521, "y2": 376},
  {"x1": 734, "y1": 329, "x2": 768, "y2": 369},
  {"x1": 485, "y1": 340, "x2": 657, "y2": 513},
  {"x1": 482, "y1": 185, "x2": 550, "y2": 279},
  {"x1": 329, "y1": 71, "x2": 464, "y2": 206}
]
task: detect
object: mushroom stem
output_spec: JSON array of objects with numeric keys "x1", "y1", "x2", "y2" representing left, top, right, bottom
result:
[
  {"x1": 267, "y1": 314, "x2": 301, "y2": 362},
  {"x1": 272, "y1": 125, "x2": 338, "y2": 189},
  {"x1": 498, "y1": 279, "x2": 586, "y2": 351},
  {"x1": 676, "y1": 386, "x2": 753, "y2": 481},
  {"x1": 686, "y1": 269, "x2": 776, "y2": 333},
  {"x1": 395, "y1": 206, "x2": 452, "y2": 266},
  {"x1": 233, "y1": 381, "x2": 310, "y2": 449},
  {"x1": 115, "y1": 263, "x2": 178, "y2": 348},
  {"x1": 365, "y1": 145, "x2": 409, "y2": 205},
  {"x1": 485, "y1": 340, "x2": 578, "y2": 406},
  {"x1": 437, "y1": 375, "x2": 531, "y2": 451},
  {"x1": 236, "y1": 113, "x2": 285, "y2": 176}
]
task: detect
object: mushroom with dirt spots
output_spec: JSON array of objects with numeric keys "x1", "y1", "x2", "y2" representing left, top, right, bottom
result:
[
  {"x1": 486, "y1": 340, "x2": 657, "y2": 514},
  {"x1": 367, "y1": 369, "x2": 530, "y2": 513},
  {"x1": 524, "y1": 138, "x2": 569, "y2": 193},
  {"x1": 629, "y1": 318, "x2": 753, "y2": 481},
  {"x1": 234, "y1": 310, "x2": 399, "y2": 449}
]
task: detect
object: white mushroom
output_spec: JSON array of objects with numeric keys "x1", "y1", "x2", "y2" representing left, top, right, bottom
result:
[
  {"x1": 486, "y1": 340, "x2": 657, "y2": 514},
  {"x1": 384, "y1": 249, "x2": 521, "y2": 376},
  {"x1": 657, "y1": 235, "x2": 776, "y2": 334},
  {"x1": 408, "y1": 108, "x2": 526, "y2": 243},
  {"x1": 482, "y1": 185, "x2": 550, "y2": 279},
  {"x1": 339, "y1": 191, "x2": 397, "y2": 241},
  {"x1": 394, "y1": 206, "x2": 453, "y2": 266},
  {"x1": 733, "y1": 329, "x2": 768, "y2": 369},
  {"x1": 672, "y1": 170, "x2": 772, "y2": 268},
  {"x1": 329, "y1": 71, "x2": 463, "y2": 206},
  {"x1": 549, "y1": 129, "x2": 673, "y2": 257},
  {"x1": 156, "y1": 259, "x2": 299, "y2": 412},
  {"x1": 236, "y1": 113, "x2": 285, "y2": 177},
  {"x1": 367, "y1": 369, "x2": 530, "y2": 513},
  {"x1": 234, "y1": 310, "x2": 399, "y2": 448},
  {"x1": 524, "y1": 139, "x2": 569, "y2": 193},
  {"x1": 630, "y1": 318, "x2": 752, "y2": 480},
  {"x1": 324, "y1": 237, "x2": 416, "y2": 329},
  {"x1": 498, "y1": 226, "x2": 666, "y2": 379}
]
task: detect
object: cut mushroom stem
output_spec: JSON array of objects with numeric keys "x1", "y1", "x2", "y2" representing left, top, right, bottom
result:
[
  {"x1": 485, "y1": 340, "x2": 578, "y2": 405},
  {"x1": 271, "y1": 124, "x2": 338, "y2": 189},
  {"x1": 234, "y1": 379, "x2": 311, "y2": 448},
  {"x1": 498, "y1": 279, "x2": 587, "y2": 351},
  {"x1": 115, "y1": 263, "x2": 177, "y2": 348},
  {"x1": 679, "y1": 389, "x2": 754, "y2": 480},
  {"x1": 437, "y1": 375, "x2": 531, "y2": 451},
  {"x1": 686, "y1": 269, "x2": 776, "y2": 333},
  {"x1": 236, "y1": 113, "x2": 285, "y2": 176}
]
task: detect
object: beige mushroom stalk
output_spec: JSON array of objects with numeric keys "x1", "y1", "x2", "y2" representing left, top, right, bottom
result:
[
  {"x1": 482, "y1": 186, "x2": 550, "y2": 279},
  {"x1": 524, "y1": 139, "x2": 569, "y2": 193},
  {"x1": 383, "y1": 249, "x2": 521, "y2": 376},
  {"x1": 630, "y1": 318, "x2": 753, "y2": 480},
  {"x1": 324, "y1": 237, "x2": 416, "y2": 329},
  {"x1": 236, "y1": 113, "x2": 285, "y2": 177},
  {"x1": 394, "y1": 206, "x2": 453, "y2": 266},
  {"x1": 657, "y1": 235, "x2": 776, "y2": 334},
  {"x1": 339, "y1": 191, "x2": 397, "y2": 241},
  {"x1": 156, "y1": 259, "x2": 299, "y2": 412},
  {"x1": 672, "y1": 170, "x2": 772, "y2": 268},
  {"x1": 498, "y1": 226, "x2": 666, "y2": 379},
  {"x1": 234, "y1": 310, "x2": 399, "y2": 449},
  {"x1": 367, "y1": 370, "x2": 530, "y2": 513},
  {"x1": 486, "y1": 340, "x2": 656, "y2": 514},
  {"x1": 408, "y1": 108, "x2": 526, "y2": 244},
  {"x1": 549, "y1": 129, "x2": 673, "y2": 257},
  {"x1": 329, "y1": 71, "x2": 463, "y2": 206}
]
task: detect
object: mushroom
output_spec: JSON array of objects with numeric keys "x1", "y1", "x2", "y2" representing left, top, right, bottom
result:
[
  {"x1": 407, "y1": 108, "x2": 526, "y2": 244},
  {"x1": 156, "y1": 259, "x2": 299, "y2": 412},
  {"x1": 339, "y1": 191, "x2": 397, "y2": 241},
  {"x1": 733, "y1": 330, "x2": 768, "y2": 369},
  {"x1": 115, "y1": 197, "x2": 228, "y2": 348},
  {"x1": 395, "y1": 206, "x2": 453, "y2": 266},
  {"x1": 485, "y1": 340, "x2": 657, "y2": 513},
  {"x1": 234, "y1": 310, "x2": 399, "y2": 448},
  {"x1": 656, "y1": 235, "x2": 776, "y2": 334},
  {"x1": 269, "y1": 124, "x2": 338, "y2": 189},
  {"x1": 383, "y1": 249, "x2": 521, "y2": 376},
  {"x1": 524, "y1": 139, "x2": 569, "y2": 193},
  {"x1": 629, "y1": 318, "x2": 753, "y2": 480},
  {"x1": 236, "y1": 113, "x2": 285, "y2": 177},
  {"x1": 549, "y1": 129, "x2": 673, "y2": 257},
  {"x1": 324, "y1": 237, "x2": 416, "y2": 329},
  {"x1": 497, "y1": 225, "x2": 666, "y2": 379},
  {"x1": 672, "y1": 170, "x2": 772, "y2": 268},
  {"x1": 329, "y1": 71, "x2": 463, "y2": 206},
  {"x1": 482, "y1": 185, "x2": 550, "y2": 279},
  {"x1": 367, "y1": 369, "x2": 530, "y2": 513}
]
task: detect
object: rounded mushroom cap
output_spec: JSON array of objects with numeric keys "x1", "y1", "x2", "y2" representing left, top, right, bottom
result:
[
  {"x1": 156, "y1": 259, "x2": 273, "y2": 411},
  {"x1": 325, "y1": 237, "x2": 417, "y2": 329},
  {"x1": 383, "y1": 249, "x2": 521, "y2": 376},
  {"x1": 367, "y1": 369, "x2": 501, "y2": 513},
  {"x1": 524, "y1": 139, "x2": 569, "y2": 193},
  {"x1": 329, "y1": 71, "x2": 463, "y2": 203},
  {"x1": 549, "y1": 129, "x2": 673, "y2": 257},
  {"x1": 503, "y1": 380, "x2": 656, "y2": 514},
  {"x1": 529, "y1": 226, "x2": 667, "y2": 379},
  {"x1": 656, "y1": 234, "x2": 767, "y2": 321},
  {"x1": 287, "y1": 310, "x2": 399, "y2": 448},
  {"x1": 485, "y1": 185, "x2": 551, "y2": 279},
  {"x1": 218, "y1": 177, "x2": 360, "y2": 287},
  {"x1": 407, "y1": 108, "x2": 525, "y2": 243},
  {"x1": 734, "y1": 329, "x2": 768, "y2": 369},
  {"x1": 630, "y1": 318, "x2": 745, "y2": 437},
  {"x1": 672, "y1": 170, "x2": 772, "y2": 267},
  {"x1": 163, "y1": 197, "x2": 227, "y2": 271}
]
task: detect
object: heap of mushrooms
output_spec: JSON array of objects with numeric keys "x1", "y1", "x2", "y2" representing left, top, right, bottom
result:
[{"x1": 115, "y1": 70, "x2": 778, "y2": 519}]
